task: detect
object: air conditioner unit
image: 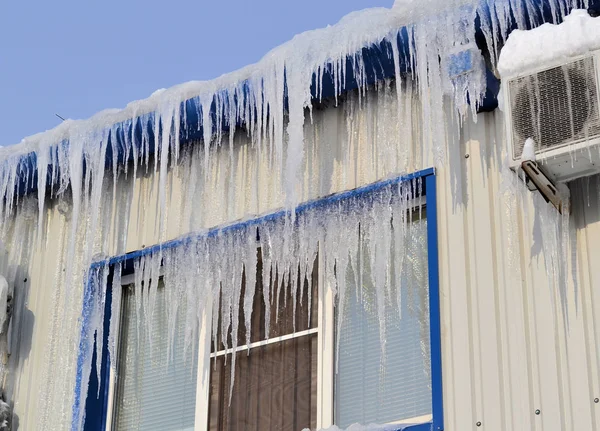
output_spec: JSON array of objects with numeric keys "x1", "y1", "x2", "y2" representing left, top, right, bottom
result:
[{"x1": 504, "y1": 51, "x2": 600, "y2": 183}]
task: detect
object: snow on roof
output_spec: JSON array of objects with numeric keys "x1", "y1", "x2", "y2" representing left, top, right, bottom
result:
[{"x1": 498, "y1": 9, "x2": 600, "y2": 77}]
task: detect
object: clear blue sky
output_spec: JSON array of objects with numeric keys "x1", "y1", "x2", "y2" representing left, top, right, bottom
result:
[{"x1": 0, "y1": 0, "x2": 392, "y2": 147}]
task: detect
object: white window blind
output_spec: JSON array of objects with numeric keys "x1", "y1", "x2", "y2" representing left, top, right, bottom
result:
[
  {"x1": 113, "y1": 281, "x2": 198, "y2": 431},
  {"x1": 335, "y1": 217, "x2": 431, "y2": 427}
]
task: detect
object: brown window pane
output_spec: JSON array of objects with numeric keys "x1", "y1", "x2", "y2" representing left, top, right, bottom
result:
[
  {"x1": 208, "y1": 335, "x2": 318, "y2": 431},
  {"x1": 209, "y1": 250, "x2": 319, "y2": 430},
  {"x1": 214, "y1": 250, "x2": 318, "y2": 351}
]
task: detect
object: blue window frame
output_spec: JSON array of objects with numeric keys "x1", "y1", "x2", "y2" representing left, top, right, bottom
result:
[{"x1": 74, "y1": 167, "x2": 442, "y2": 431}]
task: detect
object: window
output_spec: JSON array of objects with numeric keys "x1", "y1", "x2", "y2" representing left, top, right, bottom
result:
[
  {"x1": 113, "y1": 280, "x2": 198, "y2": 430},
  {"x1": 206, "y1": 251, "x2": 319, "y2": 431},
  {"x1": 82, "y1": 170, "x2": 442, "y2": 431},
  {"x1": 335, "y1": 214, "x2": 431, "y2": 427}
]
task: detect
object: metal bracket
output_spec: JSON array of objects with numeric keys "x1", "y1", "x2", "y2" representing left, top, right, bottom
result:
[{"x1": 520, "y1": 160, "x2": 569, "y2": 214}]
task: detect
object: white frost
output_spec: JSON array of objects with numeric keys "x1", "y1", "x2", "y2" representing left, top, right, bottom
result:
[{"x1": 521, "y1": 137, "x2": 537, "y2": 162}]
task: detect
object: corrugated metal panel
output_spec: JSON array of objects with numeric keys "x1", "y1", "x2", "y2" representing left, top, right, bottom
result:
[
  {"x1": 6, "y1": 84, "x2": 600, "y2": 430},
  {"x1": 437, "y1": 110, "x2": 600, "y2": 431}
]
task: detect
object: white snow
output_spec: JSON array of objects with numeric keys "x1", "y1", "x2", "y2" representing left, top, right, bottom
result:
[
  {"x1": 0, "y1": 1, "x2": 487, "y2": 238},
  {"x1": 1, "y1": 2, "x2": 471, "y2": 154},
  {"x1": 498, "y1": 9, "x2": 600, "y2": 78},
  {"x1": 521, "y1": 137, "x2": 537, "y2": 162}
]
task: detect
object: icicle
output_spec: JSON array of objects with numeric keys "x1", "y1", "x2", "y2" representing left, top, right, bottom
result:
[
  {"x1": 83, "y1": 130, "x2": 109, "y2": 266},
  {"x1": 62, "y1": 132, "x2": 84, "y2": 300},
  {"x1": 133, "y1": 257, "x2": 145, "y2": 354},
  {"x1": 201, "y1": 93, "x2": 214, "y2": 183},
  {"x1": 108, "y1": 263, "x2": 122, "y2": 371},
  {"x1": 224, "y1": 230, "x2": 245, "y2": 402},
  {"x1": 163, "y1": 248, "x2": 181, "y2": 363},
  {"x1": 243, "y1": 231, "x2": 257, "y2": 349},
  {"x1": 158, "y1": 105, "x2": 174, "y2": 241},
  {"x1": 110, "y1": 127, "x2": 119, "y2": 209},
  {"x1": 94, "y1": 264, "x2": 110, "y2": 397},
  {"x1": 36, "y1": 143, "x2": 49, "y2": 247},
  {"x1": 145, "y1": 252, "x2": 162, "y2": 352},
  {"x1": 259, "y1": 226, "x2": 273, "y2": 340}
]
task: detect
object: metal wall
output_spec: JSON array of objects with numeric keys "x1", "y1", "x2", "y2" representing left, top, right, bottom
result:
[
  {"x1": 5, "y1": 84, "x2": 600, "y2": 430},
  {"x1": 436, "y1": 111, "x2": 600, "y2": 431}
]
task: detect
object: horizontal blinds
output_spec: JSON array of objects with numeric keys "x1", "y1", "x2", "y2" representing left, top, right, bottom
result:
[
  {"x1": 336, "y1": 217, "x2": 431, "y2": 427},
  {"x1": 209, "y1": 335, "x2": 317, "y2": 431},
  {"x1": 209, "y1": 252, "x2": 319, "y2": 430},
  {"x1": 114, "y1": 281, "x2": 198, "y2": 431}
]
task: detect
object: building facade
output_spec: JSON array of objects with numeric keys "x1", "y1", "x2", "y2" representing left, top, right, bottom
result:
[{"x1": 0, "y1": 1, "x2": 599, "y2": 430}]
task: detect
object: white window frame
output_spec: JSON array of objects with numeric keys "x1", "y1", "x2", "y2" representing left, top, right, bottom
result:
[
  {"x1": 104, "y1": 196, "x2": 431, "y2": 430},
  {"x1": 194, "y1": 245, "x2": 330, "y2": 430}
]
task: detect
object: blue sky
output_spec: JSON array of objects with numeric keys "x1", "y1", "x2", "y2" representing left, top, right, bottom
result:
[{"x1": 0, "y1": 0, "x2": 392, "y2": 147}]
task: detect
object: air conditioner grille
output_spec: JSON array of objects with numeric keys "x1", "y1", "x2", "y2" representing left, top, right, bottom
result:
[{"x1": 508, "y1": 57, "x2": 600, "y2": 160}]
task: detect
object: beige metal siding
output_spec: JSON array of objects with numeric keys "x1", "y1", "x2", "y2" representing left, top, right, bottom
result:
[
  {"x1": 437, "y1": 111, "x2": 600, "y2": 431},
  {"x1": 4, "y1": 85, "x2": 600, "y2": 430}
]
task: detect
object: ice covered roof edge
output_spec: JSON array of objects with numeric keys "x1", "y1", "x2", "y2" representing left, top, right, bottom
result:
[{"x1": 5, "y1": 0, "x2": 596, "y2": 198}]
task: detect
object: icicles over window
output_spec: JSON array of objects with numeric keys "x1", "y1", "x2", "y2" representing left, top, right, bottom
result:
[
  {"x1": 81, "y1": 177, "x2": 427, "y2": 420},
  {"x1": 0, "y1": 1, "x2": 584, "y2": 282}
]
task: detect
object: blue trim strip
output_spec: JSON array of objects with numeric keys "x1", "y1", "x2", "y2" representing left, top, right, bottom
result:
[
  {"x1": 426, "y1": 173, "x2": 444, "y2": 431},
  {"x1": 91, "y1": 167, "x2": 434, "y2": 271},
  {"x1": 73, "y1": 271, "x2": 95, "y2": 431},
  {"x1": 399, "y1": 422, "x2": 434, "y2": 431},
  {"x1": 82, "y1": 279, "x2": 113, "y2": 431}
]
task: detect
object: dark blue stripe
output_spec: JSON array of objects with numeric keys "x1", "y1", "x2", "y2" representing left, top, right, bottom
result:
[
  {"x1": 398, "y1": 422, "x2": 434, "y2": 431},
  {"x1": 426, "y1": 173, "x2": 444, "y2": 431},
  {"x1": 72, "y1": 268, "x2": 99, "y2": 431},
  {"x1": 82, "y1": 277, "x2": 113, "y2": 431}
]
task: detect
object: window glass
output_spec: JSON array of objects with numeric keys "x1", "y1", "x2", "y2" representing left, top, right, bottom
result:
[
  {"x1": 113, "y1": 281, "x2": 198, "y2": 431},
  {"x1": 208, "y1": 251, "x2": 318, "y2": 431},
  {"x1": 214, "y1": 252, "x2": 318, "y2": 351},
  {"x1": 209, "y1": 336, "x2": 317, "y2": 431},
  {"x1": 335, "y1": 215, "x2": 431, "y2": 427}
]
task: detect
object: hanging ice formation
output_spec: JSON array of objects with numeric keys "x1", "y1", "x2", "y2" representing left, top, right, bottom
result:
[{"x1": 0, "y1": 0, "x2": 590, "y2": 429}]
